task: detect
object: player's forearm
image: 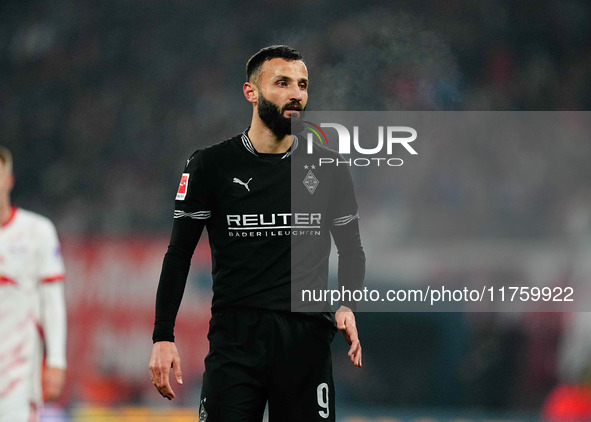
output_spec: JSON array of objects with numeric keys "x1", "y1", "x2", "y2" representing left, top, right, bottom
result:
[
  {"x1": 337, "y1": 254, "x2": 366, "y2": 310},
  {"x1": 40, "y1": 282, "x2": 67, "y2": 369},
  {"x1": 153, "y1": 218, "x2": 204, "y2": 343},
  {"x1": 153, "y1": 251, "x2": 191, "y2": 342},
  {"x1": 332, "y1": 220, "x2": 366, "y2": 310}
]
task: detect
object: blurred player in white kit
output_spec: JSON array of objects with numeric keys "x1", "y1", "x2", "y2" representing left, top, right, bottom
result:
[{"x1": 0, "y1": 146, "x2": 67, "y2": 422}]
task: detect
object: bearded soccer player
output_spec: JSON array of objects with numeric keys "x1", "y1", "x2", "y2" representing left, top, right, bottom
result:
[
  {"x1": 149, "y1": 45, "x2": 365, "y2": 421},
  {"x1": 0, "y1": 146, "x2": 67, "y2": 422}
]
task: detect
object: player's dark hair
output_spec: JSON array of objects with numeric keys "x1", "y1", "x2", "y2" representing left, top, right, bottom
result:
[{"x1": 246, "y1": 45, "x2": 304, "y2": 83}]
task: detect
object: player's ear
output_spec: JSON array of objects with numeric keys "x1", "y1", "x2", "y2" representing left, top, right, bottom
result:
[{"x1": 243, "y1": 81, "x2": 258, "y2": 104}]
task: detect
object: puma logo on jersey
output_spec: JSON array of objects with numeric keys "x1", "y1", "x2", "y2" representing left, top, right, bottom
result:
[{"x1": 233, "y1": 177, "x2": 252, "y2": 191}]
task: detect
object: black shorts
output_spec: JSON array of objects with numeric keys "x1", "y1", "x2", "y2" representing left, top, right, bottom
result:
[{"x1": 199, "y1": 308, "x2": 338, "y2": 422}]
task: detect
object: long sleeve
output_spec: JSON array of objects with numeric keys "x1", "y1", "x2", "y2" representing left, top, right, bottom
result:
[
  {"x1": 331, "y1": 218, "x2": 365, "y2": 310},
  {"x1": 38, "y1": 219, "x2": 67, "y2": 368},
  {"x1": 40, "y1": 282, "x2": 67, "y2": 368},
  {"x1": 153, "y1": 150, "x2": 211, "y2": 342},
  {"x1": 153, "y1": 217, "x2": 205, "y2": 342},
  {"x1": 328, "y1": 162, "x2": 365, "y2": 310}
]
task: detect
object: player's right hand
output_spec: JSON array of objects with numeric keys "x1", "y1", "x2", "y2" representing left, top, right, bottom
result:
[
  {"x1": 43, "y1": 366, "x2": 66, "y2": 402},
  {"x1": 149, "y1": 341, "x2": 183, "y2": 400}
]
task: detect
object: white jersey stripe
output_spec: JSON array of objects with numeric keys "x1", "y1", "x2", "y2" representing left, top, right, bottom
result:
[
  {"x1": 241, "y1": 133, "x2": 257, "y2": 156},
  {"x1": 332, "y1": 211, "x2": 360, "y2": 226},
  {"x1": 174, "y1": 210, "x2": 211, "y2": 220}
]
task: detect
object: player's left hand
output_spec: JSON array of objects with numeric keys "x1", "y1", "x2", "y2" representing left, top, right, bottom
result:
[
  {"x1": 335, "y1": 306, "x2": 362, "y2": 367},
  {"x1": 43, "y1": 366, "x2": 66, "y2": 401}
]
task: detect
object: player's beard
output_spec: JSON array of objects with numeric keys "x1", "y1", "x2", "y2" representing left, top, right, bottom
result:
[{"x1": 257, "y1": 93, "x2": 304, "y2": 139}]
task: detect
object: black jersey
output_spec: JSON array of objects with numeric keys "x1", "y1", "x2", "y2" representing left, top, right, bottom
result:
[{"x1": 153, "y1": 130, "x2": 365, "y2": 342}]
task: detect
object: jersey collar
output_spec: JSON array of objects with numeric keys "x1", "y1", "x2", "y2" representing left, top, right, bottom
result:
[{"x1": 241, "y1": 130, "x2": 299, "y2": 159}]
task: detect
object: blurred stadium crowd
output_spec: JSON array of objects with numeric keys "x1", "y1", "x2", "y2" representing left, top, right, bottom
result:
[
  {"x1": 2, "y1": 0, "x2": 591, "y2": 419},
  {"x1": 2, "y1": 0, "x2": 590, "y2": 236}
]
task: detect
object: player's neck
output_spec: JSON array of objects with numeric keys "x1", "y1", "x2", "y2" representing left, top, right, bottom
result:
[
  {"x1": 247, "y1": 120, "x2": 292, "y2": 154},
  {"x1": 0, "y1": 199, "x2": 12, "y2": 226}
]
